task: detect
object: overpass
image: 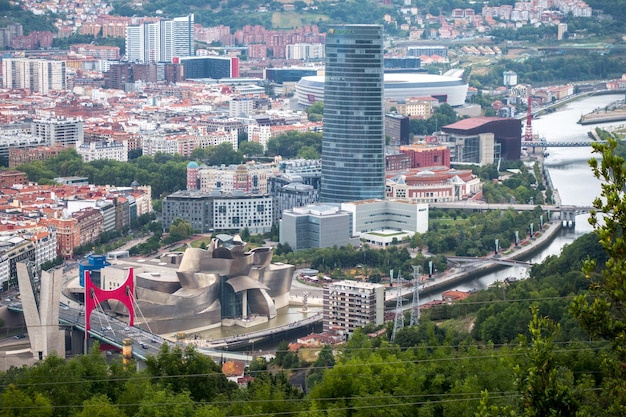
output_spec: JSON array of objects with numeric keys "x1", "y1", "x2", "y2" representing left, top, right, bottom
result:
[
  {"x1": 447, "y1": 256, "x2": 534, "y2": 268},
  {"x1": 8, "y1": 303, "x2": 254, "y2": 363},
  {"x1": 428, "y1": 202, "x2": 593, "y2": 226}
]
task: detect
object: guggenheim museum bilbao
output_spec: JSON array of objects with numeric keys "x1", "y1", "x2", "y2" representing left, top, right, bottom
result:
[
  {"x1": 69, "y1": 238, "x2": 294, "y2": 335},
  {"x1": 295, "y1": 71, "x2": 469, "y2": 108}
]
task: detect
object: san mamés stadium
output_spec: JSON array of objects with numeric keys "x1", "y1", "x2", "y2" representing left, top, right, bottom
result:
[{"x1": 295, "y1": 72, "x2": 468, "y2": 107}]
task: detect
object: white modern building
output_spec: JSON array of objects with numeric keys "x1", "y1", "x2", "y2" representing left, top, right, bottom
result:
[
  {"x1": 125, "y1": 14, "x2": 194, "y2": 63},
  {"x1": 342, "y1": 199, "x2": 429, "y2": 234},
  {"x1": 280, "y1": 199, "x2": 429, "y2": 250},
  {"x1": 229, "y1": 98, "x2": 254, "y2": 117},
  {"x1": 286, "y1": 43, "x2": 325, "y2": 60},
  {"x1": 76, "y1": 140, "x2": 128, "y2": 162},
  {"x1": 295, "y1": 72, "x2": 468, "y2": 107},
  {"x1": 2, "y1": 58, "x2": 66, "y2": 93},
  {"x1": 279, "y1": 205, "x2": 360, "y2": 251},
  {"x1": 32, "y1": 118, "x2": 84, "y2": 147},
  {"x1": 323, "y1": 280, "x2": 385, "y2": 333}
]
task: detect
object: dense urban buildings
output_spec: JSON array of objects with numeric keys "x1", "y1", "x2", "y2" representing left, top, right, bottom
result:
[{"x1": 319, "y1": 24, "x2": 386, "y2": 203}]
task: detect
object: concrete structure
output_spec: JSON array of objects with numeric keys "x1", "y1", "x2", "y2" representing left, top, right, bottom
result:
[
  {"x1": 280, "y1": 199, "x2": 428, "y2": 251},
  {"x1": 385, "y1": 167, "x2": 481, "y2": 203},
  {"x1": 197, "y1": 163, "x2": 275, "y2": 194},
  {"x1": 399, "y1": 144, "x2": 451, "y2": 168},
  {"x1": 342, "y1": 199, "x2": 429, "y2": 235},
  {"x1": 76, "y1": 140, "x2": 128, "y2": 162},
  {"x1": 187, "y1": 161, "x2": 200, "y2": 191},
  {"x1": 0, "y1": 237, "x2": 35, "y2": 288},
  {"x1": 441, "y1": 116, "x2": 522, "y2": 162},
  {"x1": 296, "y1": 72, "x2": 468, "y2": 107},
  {"x1": 32, "y1": 118, "x2": 84, "y2": 147},
  {"x1": 16, "y1": 263, "x2": 65, "y2": 359},
  {"x1": 125, "y1": 14, "x2": 194, "y2": 63},
  {"x1": 279, "y1": 204, "x2": 359, "y2": 251},
  {"x1": 323, "y1": 280, "x2": 384, "y2": 333},
  {"x1": 268, "y1": 173, "x2": 319, "y2": 218},
  {"x1": 320, "y1": 24, "x2": 385, "y2": 203},
  {"x1": 229, "y1": 98, "x2": 254, "y2": 117},
  {"x1": 162, "y1": 190, "x2": 274, "y2": 234},
  {"x1": 9, "y1": 144, "x2": 66, "y2": 168},
  {"x1": 286, "y1": 43, "x2": 325, "y2": 60},
  {"x1": 0, "y1": 170, "x2": 27, "y2": 188},
  {"x1": 385, "y1": 113, "x2": 411, "y2": 146},
  {"x1": 177, "y1": 56, "x2": 239, "y2": 79},
  {"x1": 2, "y1": 58, "x2": 66, "y2": 93},
  {"x1": 503, "y1": 70, "x2": 518, "y2": 87}
]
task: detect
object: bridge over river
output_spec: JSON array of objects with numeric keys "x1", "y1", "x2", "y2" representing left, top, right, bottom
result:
[{"x1": 429, "y1": 202, "x2": 594, "y2": 226}]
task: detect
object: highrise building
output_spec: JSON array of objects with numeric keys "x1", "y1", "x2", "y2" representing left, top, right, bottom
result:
[
  {"x1": 2, "y1": 58, "x2": 66, "y2": 93},
  {"x1": 125, "y1": 14, "x2": 194, "y2": 63},
  {"x1": 320, "y1": 25, "x2": 385, "y2": 203},
  {"x1": 323, "y1": 280, "x2": 385, "y2": 333}
]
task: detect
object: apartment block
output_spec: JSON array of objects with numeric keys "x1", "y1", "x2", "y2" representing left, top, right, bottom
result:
[{"x1": 323, "y1": 280, "x2": 385, "y2": 334}]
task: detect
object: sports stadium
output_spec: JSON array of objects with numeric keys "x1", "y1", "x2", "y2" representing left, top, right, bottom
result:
[{"x1": 295, "y1": 72, "x2": 469, "y2": 107}]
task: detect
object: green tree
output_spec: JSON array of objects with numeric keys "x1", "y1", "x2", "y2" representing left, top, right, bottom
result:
[
  {"x1": 513, "y1": 306, "x2": 577, "y2": 416},
  {"x1": 74, "y1": 395, "x2": 125, "y2": 417},
  {"x1": 238, "y1": 141, "x2": 264, "y2": 158},
  {"x1": 572, "y1": 133, "x2": 626, "y2": 414},
  {"x1": 144, "y1": 344, "x2": 237, "y2": 402},
  {"x1": 0, "y1": 384, "x2": 53, "y2": 417}
]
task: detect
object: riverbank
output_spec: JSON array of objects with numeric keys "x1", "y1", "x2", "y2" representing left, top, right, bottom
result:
[
  {"x1": 384, "y1": 220, "x2": 563, "y2": 303},
  {"x1": 578, "y1": 100, "x2": 626, "y2": 125}
]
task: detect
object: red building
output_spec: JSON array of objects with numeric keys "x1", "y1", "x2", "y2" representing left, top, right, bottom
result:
[
  {"x1": 400, "y1": 144, "x2": 451, "y2": 169},
  {"x1": 0, "y1": 170, "x2": 28, "y2": 188}
]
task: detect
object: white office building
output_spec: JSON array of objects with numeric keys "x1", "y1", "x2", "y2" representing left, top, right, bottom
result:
[{"x1": 32, "y1": 118, "x2": 84, "y2": 147}]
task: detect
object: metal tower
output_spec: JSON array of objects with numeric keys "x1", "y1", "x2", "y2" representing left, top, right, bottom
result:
[
  {"x1": 391, "y1": 269, "x2": 404, "y2": 343},
  {"x1": 524, "y1": 95, "x2": 534, "y2": 142},
  {"x1": 410, "y1": 266, "x2": 421, "y2": 326}
]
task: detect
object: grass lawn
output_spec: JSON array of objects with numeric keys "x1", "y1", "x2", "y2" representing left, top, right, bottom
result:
[
  {"x1": 436, "y1": 315, "x2": 475, "y2": 336},
  {"x1": 190, "y1": 238, "x2": 212, "y2": 249},
  {"x1": 272, "y1": 12, "x2": 328, "y2": 29}
]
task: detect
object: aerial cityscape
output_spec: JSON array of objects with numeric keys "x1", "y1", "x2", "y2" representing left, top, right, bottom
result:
[{"x1": 1, "y1": 0, "x2": 626, "y2": 415}]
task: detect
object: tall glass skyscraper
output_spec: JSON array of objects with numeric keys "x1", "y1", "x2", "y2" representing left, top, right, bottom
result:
[{"x1": 320, "y1": 24, "x2": 385, "y2": 203}]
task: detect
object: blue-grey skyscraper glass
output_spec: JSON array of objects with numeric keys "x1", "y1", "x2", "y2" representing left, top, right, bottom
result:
[{"x1": 320, "y1": 24, "x2": 385, "y2": 203}]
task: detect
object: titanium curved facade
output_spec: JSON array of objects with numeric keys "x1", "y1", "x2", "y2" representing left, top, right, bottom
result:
[
  {"x1": 295, "y1": 73, "x2": 469, "y2": 107},
  {"x1": 320, "y1": 24, "x2": 385, "y2": 203},
  {"x1": 104, "y1": 240, "x2": 294, "y2": 334}
]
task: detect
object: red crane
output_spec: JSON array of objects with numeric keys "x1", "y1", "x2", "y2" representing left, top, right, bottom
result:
[{"x1": 524, "y1": 95, "x2": 533, "y2": 142}]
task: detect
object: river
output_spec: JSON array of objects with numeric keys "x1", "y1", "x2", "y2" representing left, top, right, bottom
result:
[{"x1": 435, "y1": 93, "x2": 623, "y2": 296}]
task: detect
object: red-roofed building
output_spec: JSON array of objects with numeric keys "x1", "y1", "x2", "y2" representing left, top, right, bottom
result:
[{"x1": 0, "y1": 171, "x2": 28, "y2": 188}]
